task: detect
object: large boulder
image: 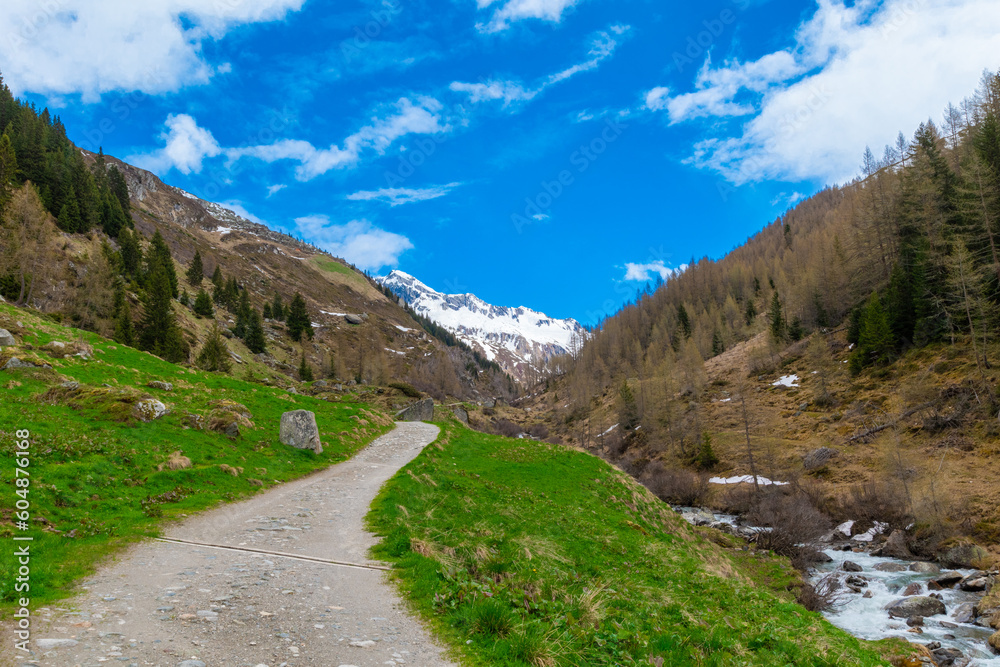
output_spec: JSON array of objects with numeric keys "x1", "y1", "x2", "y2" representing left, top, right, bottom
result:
[
  {"x1": 941, "y1": 542, "x2": 991, "y2": 569},
  {"x1": 453, "y1": 406, "x2": 469, "y2": 424},
  {"x1": 873, "y1": 530, "x2": 913, "y2": 559},
  {"x1": 2, "y1": 357, "x2": 41, "y2": 370},
  {"x1": 803, "y1": 447, "x2": 837, "y2": 470},
  {"x1": 133, "y1": 399, "x2": 168, "y2": 422},
  {"x1": 0, "y1": 328, "x2": 16, "y2": 346},
  {"x1": 279, "y1": 410, "x2": 323, "y2": 454},
  {"x1": 886, "y1": 596, "x2": 946, "y2": 619},
  {"x1": 909, "y1": 562, "x2": 940, "y2": 574},
  {"x1": 395, "y1": 398, "x2": 434, "y2": 422},
  {"x1": 344, "y1": 314, "x2": 364, "y2": 325}
]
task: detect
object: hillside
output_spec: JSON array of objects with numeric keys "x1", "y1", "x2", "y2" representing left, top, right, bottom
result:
[{"x1": 483, "y1": 71, "x2": 1000, "y2": 563}]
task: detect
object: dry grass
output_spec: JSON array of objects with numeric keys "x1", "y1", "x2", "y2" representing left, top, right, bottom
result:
[
  {"x1": 158, "y1": 451, "x2": 192, "y2": 471},
  {"x1": 219, "y1": 464, "x2": 243, "y2": 476}
]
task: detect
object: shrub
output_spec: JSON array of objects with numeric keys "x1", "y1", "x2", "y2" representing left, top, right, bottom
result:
[
  {"x1": 494, "y1": 418, "x2": 522, "y2": 438},
  {"x1": 745, "y1": 491, "x2": 830, "y2": 560},
  {"x1": 642, "y1": 461, "x2": 709, "y2": 506},
  {"x1": 837, "y1": 478, "x2": 912, "y2": 530}
]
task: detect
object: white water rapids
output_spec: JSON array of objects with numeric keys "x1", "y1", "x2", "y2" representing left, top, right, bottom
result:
[{"x1": 674, "y1": 507, "x2": 1000, "y2": 665}]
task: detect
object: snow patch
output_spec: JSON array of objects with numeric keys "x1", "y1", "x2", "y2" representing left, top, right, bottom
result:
[
  {"x1": 772, "y1": 374, "x2": 800, "y2": 388},
  {"x1": 835, "y1": 520, "x2": 855, "y2": 537},
  {"x1": 709, "y1": 475, "x2": 790, "y2": 486}
]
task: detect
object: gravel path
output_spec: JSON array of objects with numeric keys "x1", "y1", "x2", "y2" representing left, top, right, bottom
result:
[{"x1": 20, "y1": 422, "x2": 455, "y2": 667}]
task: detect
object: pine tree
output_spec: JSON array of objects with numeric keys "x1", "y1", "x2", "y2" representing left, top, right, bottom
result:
[
  {"x1": 145, "y1": 230, "x2": 178, "y2": 297},
  {"x1": 744, "y1": 299, "x2": 757, "y2": 326},
  {"x1": 244, "y1": 308, "x2": 267, "y2": 354},
  {"x1": 186, "y1": 250, "x2": 204, "y2": 286},
  {"x1": 0, "y1": 133, "x2": 17, "y2": 206},
  {"x1": 298, "y1": 352, "x2": 314, "y2": 382},
  {"x1": 107, "y1": 165, "x2": 130, "y2": 218},
  {"x1": 138, "y1": 264, "x2": 187, "y2": 362},
  {"x1": 196, "y1": 324, "x2": 232, "y2": 373},
  {"x1": 769, "y1": 292, "x2": 786, "y2": 342},
  {"x1": 711, "y1": 329, "x2": 725, "y2": 356},
  {"x1": 179, "y1": 289, "x2": 189, "y2": 307},
  {"x1": 193, "y1": 289, "x2": 213, "y2": 317},
  {"x1": 617, "y1": 380, "x2": 639, "y2": 431},
  {"x1": 234, "y1": 289, "x2": 251, "y2": 338},
  {"x1": 286, "y1": 293, "x2": 312, "y2": 342},
  {"x1": 118, "y1": 227, "x2": 141, "y2": 280},
  {"x1": 272, "y1": 293, "x2": 285, "y2": 321},
  {"x1": 676, "y1": 304, "x2": 692, "y2": 339},
  {"x1": 113, "y1": 295, "x2": 136, "y2": 347},
  {"x1": 57, "y1": 188, "x2": 82, "y2": 232},
  {"x1": 211, "y1": 265, "x2": 224, "y2": 289},
  {"x1": 262, "y1": 302, "x2": 273, "y2": 319},
  {"x1": 223, "y1": 277, "x2": 239, "y2": 310}
]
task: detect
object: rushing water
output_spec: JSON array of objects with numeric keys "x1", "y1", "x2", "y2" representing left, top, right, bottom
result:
[{"x1": 673, "y1": 507, "x2": 1000, "y2": 665}]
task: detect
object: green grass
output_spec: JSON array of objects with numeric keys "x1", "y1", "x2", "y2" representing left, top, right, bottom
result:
[
  {"x1": 368, "y1": 420, "x2": 903, "y2": 666},
  {"x1": 0, "y1": 303, "x2": 392, "y2": 614},
  {"x1": 311, "y1": 255, "x2": 366, "y2": 285}
]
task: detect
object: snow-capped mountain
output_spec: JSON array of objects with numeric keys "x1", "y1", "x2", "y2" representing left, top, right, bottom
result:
[{"x1": 379, "y1": 270, "x2": 587, "y2": 382}]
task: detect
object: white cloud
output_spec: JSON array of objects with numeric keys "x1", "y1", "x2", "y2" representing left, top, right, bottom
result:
[
  {"x1": 623, "y1": 261, "x2": 684, "y2": 282},
  {"x1": 347, "y1": 182, "x2": 463, "y2": 206},
  {"x1": 475, "y1": 0, "x2": 581, "y2": 33},
  {"x1": 451, "y1": 26, "x2": 628, "y2": 109},
  {"x1": 229, "y1": 96, "x2": 448, "y2": 180},
  {"x1": 293, "y1": 216, "x2": 413, "y2": 271},
  {"x1": 266, "y1": 184, "x2": 287, "y2": 197},
  {"x1": 0, "y1": 0, "x2": 304, "y2": 100},
  {"x1": 771, "y1": 191, "x2": 805, "y2": 208},
  {"x1": 130, "y1": 114, "x2": 221, "y2": 175},
  {"x1": 646, "y1": 0, "x2": 1000, "y2": 185}
]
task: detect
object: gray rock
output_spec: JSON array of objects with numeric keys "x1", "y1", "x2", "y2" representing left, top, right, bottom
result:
[
  {"x1": 0, "y1": 328, "x2": 16, "y2": 346},
  {"x1": 133, "y1": 399, "x2": 168, "y2": 422},
  {"x1": 902, "y1": 582, "x2": 923, "y2": 596},
  {"x1": 886, "y1": 596, "x2": 946, "y2": 619},
  {"x1": 60, "y1": 381, "x2": 80, "y2": 390},
  {"x1": 842, "y1": 561, "x2": 863, "y2": 572},
  {"x1": 483, "y1": 398, "x2": 497, "y2": 409},
  {"x1": 344, "y1": 314, "x2": 364, "y2": 325},
  {"x1": 952, "y1": 602, "x2": 976, "y2": 624},
  {"x1": 874, "y1": 530, "x2": 913, "y2": 559},
  {"x1": 935, "y1": 571, "x2": 964, "y2": 587},
  {"x1": 2, "y1": 357, "x2": 38, "y2": 370},
  {"x1": 906, "y1": 616, "x2": 924, "y2": 627},
  {"x1": 279, "y1": 410, "x2": 323, "y2": 454},
  {"x1": 941, "y1": 543, "x2": 990, "y2": 569},
  {"x1": 803, "y1": 447, "x2": 838, "y2": 470},
  {"x1": 959, "y1": 572, "x2": 989, "y2": 592},
  {"x1": 147, "y1": 381, "x2": 173, "y2": 391},
  {"x1": 225, "y1": 421, "x2": 240, "y2": 439},
  {"x1": 910, "y1": 562, "x2": 941, "y2": 574},
  {"x1": 452, "y1": 406, "x2": 468, "y2": 424},
  {"x1": 395, "y1": 398, "x2": 435, "y2": 422},
  {"x1": 35, "y1": 638, "x2": 79, "y2": 649}
]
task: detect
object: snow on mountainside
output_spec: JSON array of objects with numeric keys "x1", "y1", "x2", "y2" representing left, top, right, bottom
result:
[{"x1": 379, "y1": 270, "x2": 587, "y2": 382}]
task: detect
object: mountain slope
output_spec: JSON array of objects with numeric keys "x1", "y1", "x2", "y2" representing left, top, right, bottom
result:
[{"x1": 379, "y1": 269, "x2": 586, "y2": 382}]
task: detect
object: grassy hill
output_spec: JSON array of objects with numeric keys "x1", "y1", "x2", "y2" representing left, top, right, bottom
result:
[
  {"x1": 367, "y1": 419, "x2": 916, "y2": 666},
  {"x1": 0, "y1": 302, "x2": 393, "y2": 611}
]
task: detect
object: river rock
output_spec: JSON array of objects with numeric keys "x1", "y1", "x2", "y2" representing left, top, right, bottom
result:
[
  {"x1": 395, "y1": 398, "x2": 434, "y2": 422},
  {"x1": 906, "y1": 616, "x2": 924, "y2": 627},
  {"x1": 133, "y1": 399, "x2": 168, "y2": 422},
  {"x1": 903, "y1": 583, "x2": 923, "y2": 596},
  {"x1": 959, "y1": 572, "x2": 989, "y2": 592},
  {"x1": 0, "y1": 328, "x2": 16, "y2": 346},
  {"x1": 952, "y1": 602, "x2": 976, "y2": 624},
  {"x1": 941, "y1": 543, "x2": 990, "y2": 569},
  {"x1": 874, "y1": 530, "x2": 913, "y2": 559},
  {"x1": 887, "y1": 596, "x2": 947, "y2": 619},
  {"x1": 875, "y1": 562, "x2": 909, "y2": 573},
  {"x1": 842, "y1": 560, "x2": 863, "y2": 572},
  {"x1": 935, "y1": 571, "x2": 964, "y2": 587},
  {"x1": 990, "y1": 631, "x2": 1000, "y2": 654},
  {"x1": 803, "y1": 447, "x2": 837, "y2": 470},
  {"x1": 147, "y1": 381, "x2": 173, "y2": 391},
  {"x1": 931, "y1": 646, "x2": 965, "y2": 666},
  {"x1": 910, "y1": 562, "x2": 941, "y2": 574},
  {"x1": 279, "y1": 410, "x2": 323, "y2": 454}
]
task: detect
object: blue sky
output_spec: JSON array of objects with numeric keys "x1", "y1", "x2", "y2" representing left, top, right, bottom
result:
[{"x1": 3, "y1": 0, "x2": 1000, "y2": 325}]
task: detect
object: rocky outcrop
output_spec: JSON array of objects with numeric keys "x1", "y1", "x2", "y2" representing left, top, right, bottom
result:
[
  {"x1": 0, "y1": 329, "x2": 16, "y2": 346},
  {"x1": 147, "y1": 381, "x2": 173, "y2": 391},
  {"x1": 395, "y1": 398, "x2": 434, "y2": 422},
  {"x1": 133, "y1": 399, "x2": 168, "y2": 422},
  {"x1": 452, "y1": 406, "x2": 469, "y2": 424},
  {"x1": 886, "y1": 596, "x2": 946, "y2": 619},
  {"x1": 873, "y1": 530, "x2": 913, "y2": 559},
  {"x1": 941, "y1": 543, "x2": 990, "y2": 569},
  {"x1": 279, "y1": 410, "x2": 323, "y2": 454}
]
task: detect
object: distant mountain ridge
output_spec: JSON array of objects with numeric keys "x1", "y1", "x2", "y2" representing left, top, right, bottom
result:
[{"x1": 379, "y1": 270, "x2": 586, "y2": 382}]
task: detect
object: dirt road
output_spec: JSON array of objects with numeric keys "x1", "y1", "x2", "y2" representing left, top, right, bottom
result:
[{"x1": 21, "y1": 422, "x2": 454, "y2": 667}]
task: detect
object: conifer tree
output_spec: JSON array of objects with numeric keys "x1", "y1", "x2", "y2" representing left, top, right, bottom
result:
[
  {"x1": 286, "y1": 293, "x2": 312, "y2": 342},
  {"x1": 211, "y1": 265, "x2": 224, "y2": 289},
  {"x1": 114, "y1": 299, "x2": 136, "y2": 347},
  {"x1": 234, "y1": 289, "x2": 251, "y2": 338},
  {"x1": 769, "y1": 292, "x2": 786, "y2": 342},
  {"x1": 107, "y1": 165, "x2": 130, "y2": 217},
  {"x1": 676, "y1": 304, "x2": 692, "y2": 339},
  {"x1": 272, "y1": 293, "x2": 285, "y2": 321},
  {"x1": 0, "y1": 133, "x2": 17, "y2": 206},
  {"x1": 262, "y1": 302, "x2": 273, "y2": 319},
  {"x1": 186, "y1": 250, "x2": 204, "y2": 286},
  {"x1": 196, "y1": 323, "x2": 232, "y2": 373},
  {"x1": 58, "y1": 188, "x2": 82, "y2": 232},
  {"x1": 118, "y1": 227, "x2": 141, "y2": 280},
  {"x1": 145, "y1": 230, "x2": 178, "y2": 297},
  {"x1": 138, "y1": 264, "x2": 186, "y2": 362},
  {"x1": 193, "y1": 289, "x2": 213, "y2": 317},
  {"x1": 298, "y1": 352, "x2": 314, "y2": 382},
  {"x1": 244, "y1": 308, "x2": 267, "y2": 354}
]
